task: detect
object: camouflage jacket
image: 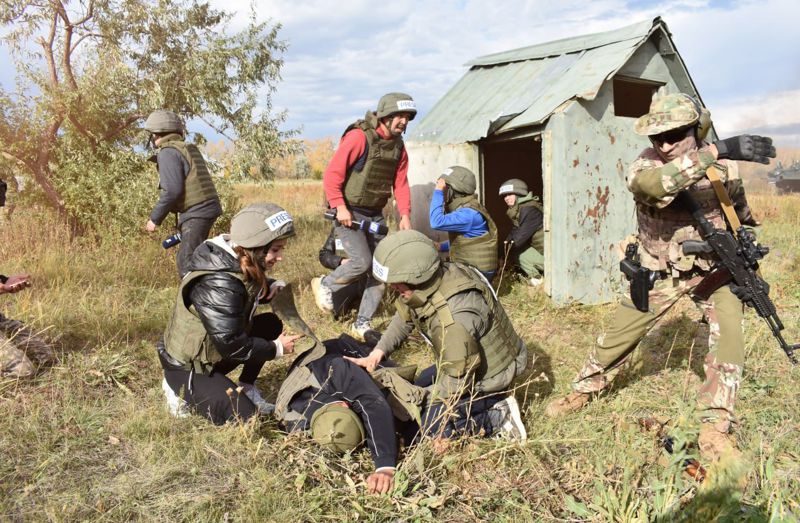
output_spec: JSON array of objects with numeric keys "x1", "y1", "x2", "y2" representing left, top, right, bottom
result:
[{"x1": 626, "y1": 145, "x2": 756, "y2": 273}]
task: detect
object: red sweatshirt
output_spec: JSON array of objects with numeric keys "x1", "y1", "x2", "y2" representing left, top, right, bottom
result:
[{"x1": 323, "y1": 126, "x2": 411, "y2": 216}]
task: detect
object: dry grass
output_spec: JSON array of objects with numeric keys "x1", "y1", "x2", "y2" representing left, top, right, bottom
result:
[{"x1": 1, "y1": 181, "x2": 799, "y2": 521}]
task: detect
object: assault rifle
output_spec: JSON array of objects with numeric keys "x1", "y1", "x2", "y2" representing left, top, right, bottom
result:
[
  {"x1": 324, "y1": 209, "x2": 388, "y2": 236},
  {"x1": 676, "y1": 191, "x2": 799, "y2": 364}
]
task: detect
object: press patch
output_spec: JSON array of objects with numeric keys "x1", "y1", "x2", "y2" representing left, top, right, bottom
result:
[
  {"x1": 499, "y1": 184, "x2": 514, "y2": 194},
  {"x1": 265, "y1": 211, "x2": 292, "y2": 231},
  {"x1": 442, "y1": 168, "x2": 453, "y2": 176},
  {"x1": 396, "y1": 100, "x2": 416, "y2": 111},
  {"x1": 373, "y1": 258, "x2": 390, "y2": 281},
  {"x1": 334, "y1": 238, "x2": 344, "y2": 250}
]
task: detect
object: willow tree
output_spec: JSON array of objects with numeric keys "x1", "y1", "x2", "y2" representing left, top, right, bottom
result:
[{"x1": 0, "y1": 0, "x2": 291, "y2": 227}]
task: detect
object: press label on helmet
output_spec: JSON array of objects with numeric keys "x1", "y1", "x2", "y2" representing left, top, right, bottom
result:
[
  {"x1": 373, "y1": 258, "x2": 389, "y2": 281},
  {"x1": 265, "y1": 211, "x2": 292, "y2": 231},
  {"x1": 396, "y1": 100, "x2": 416, "y2": 111},
  {"x1": 499, "y1": 184, "x2": 514, "y2": 194},
  {"x1": 442, "y1": 168, "x2": 453, "y2": 177}
]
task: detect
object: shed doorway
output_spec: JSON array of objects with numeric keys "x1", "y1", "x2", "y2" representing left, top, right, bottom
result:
[{"x1": 480, "y1": 136, "x2": 543, "y2": 243}]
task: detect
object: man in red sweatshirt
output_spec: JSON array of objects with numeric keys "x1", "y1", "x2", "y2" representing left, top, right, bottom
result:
[{"x1": 312, "y1": 92, "x2": 415, "y2": 338}]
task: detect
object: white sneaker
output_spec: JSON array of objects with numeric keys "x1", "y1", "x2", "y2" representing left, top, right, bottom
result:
[
  {"x1": 529, "y1": 277, "x2": 543, "y2": 287},
  {"x1": 241, "y1": 384, "x2": 275, "y2": 415},
  {"x1": 351, "y1": 318, "x2": 372, "y2": 339},
  {"x1": 488, "y1": 396, "x2": 527, "y2": 441},
  {"x1": 162, "y1": 378, "x2": 190, "y2": 418},
  {"x1": 311, "y1": 276, "x2": 334, "y2": 311}
]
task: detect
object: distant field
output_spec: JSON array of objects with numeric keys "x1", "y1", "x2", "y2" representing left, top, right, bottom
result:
[{"x1": 1, "y1": 181, "x2": 798, "y2": 521}]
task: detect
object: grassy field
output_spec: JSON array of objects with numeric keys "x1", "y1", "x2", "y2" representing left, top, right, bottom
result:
[{"x1": 1, "y1": 180, "x2": 799, "y2": 522}]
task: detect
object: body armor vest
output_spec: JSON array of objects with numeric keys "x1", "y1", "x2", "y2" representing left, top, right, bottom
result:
[
  {"x1": 163, "y1": 270, "x2": 256, "y2": 373},
  {"x1": 342, "y1": 112, "x2": 404, "y2": 210},
  {"x1": 397, "y1": 263, "x2": 522, "y2": 382},
  {"x1": 447, "y1": 195, "x2": 498, "y2": 272},
  {"x1": 507, "y1": 194, "x2": 544, "y2": 251},
  {"x1": 157, "y1": 135, "x2": 219, "y2": 213},
  {"x1": 637, "y1": 162, "x2": 730, "y2": 272}
]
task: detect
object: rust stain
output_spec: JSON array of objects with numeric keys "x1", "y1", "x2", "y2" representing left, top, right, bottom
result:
[
  {"x1": 579, "y1": 185, "x2": 612, "y2": 234},
  {"x1": 573, "y1": 158, "x2": 579, "y2": 168},
  {"x1": 608, "y1": 131, "x2": 616, "y2": 145}
]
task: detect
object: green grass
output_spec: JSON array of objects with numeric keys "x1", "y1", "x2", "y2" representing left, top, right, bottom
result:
[{"x1": 1, "y1": 185, "x2": 799, "y2": 521}]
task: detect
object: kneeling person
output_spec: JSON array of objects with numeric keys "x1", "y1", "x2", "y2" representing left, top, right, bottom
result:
[{"x1": 346, "y1": 230, "x2": 529, "y2": 440}]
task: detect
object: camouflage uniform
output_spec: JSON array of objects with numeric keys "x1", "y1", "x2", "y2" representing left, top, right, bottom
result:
[
  {"x1": 0, "y1": 313, "x2": 57, "y2": 378},
  {"x1": 569, "y1": 95, "x2": 757, "y2": 431}
]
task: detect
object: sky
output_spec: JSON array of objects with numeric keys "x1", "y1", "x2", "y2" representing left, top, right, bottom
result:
[
  {"x1": 209, "y1": 0, "x2": 800, "y2": 147},
  {"x1": 1, "y1": 0, "x2": 798, "y2": 147}
]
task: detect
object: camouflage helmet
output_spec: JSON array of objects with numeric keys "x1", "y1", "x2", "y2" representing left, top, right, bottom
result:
[
  {"x1": 143, "y1": 109, "x2": 185, "y2": 134},
  {"x1": 310, "y1": 402, "x2": 365, "y2": 453},
  {"x1": 634, "y1": 92, "x2": 709, "y2": 137},
  {"x1": 372, "y1": 230, "x2": 440, "y2": 285},
  {"x1": 377, "y1": 92, "x2": 417, "y2": 121},
  {"x1": 498, "y1": 178, "x2": 528, "y2": 197},
  {"x1": 439, "y1": 166, "x2": 476, "y2": 195},
  {"x1": 230, "y1": 203, "x2": 295, "y2": 249}
]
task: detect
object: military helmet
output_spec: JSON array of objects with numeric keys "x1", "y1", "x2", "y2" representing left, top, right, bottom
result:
[
  {"x1": 230, "y1": 202, "x2": 295, "y2": 249},
  {"x1": 498, "y1": 178, "x2": 528, "y2": 197},
  {"x1": 634, "y1": 92, "x2": 709, "y2": 137},
  {"x1": 372, "y1": 230, "x2": 440, "y2": 285},
  {"x1": 439, "y1": 166, "x2": 476, "y2": 195},
  {"x1": 376, "y1": 92, "x2": 417, "y2": 121},
  {"x1": 143, "y1": 109, "x2": 185, "y2": 134},
  {"x1": 310, "y1": 402, "x2": 365, "y2": 453}
]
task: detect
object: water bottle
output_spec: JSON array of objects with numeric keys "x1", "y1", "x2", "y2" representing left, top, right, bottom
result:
[{"x1": 162, "y1": 233, "x2": 182, "y2": 249}]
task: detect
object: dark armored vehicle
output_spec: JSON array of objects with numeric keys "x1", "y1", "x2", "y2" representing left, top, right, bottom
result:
[{"x1": 768, "y1": 161, "x2": 800, "y2": 194}]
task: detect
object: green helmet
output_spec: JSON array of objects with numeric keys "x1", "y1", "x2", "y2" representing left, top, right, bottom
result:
[
  {"x1": 310, "y1": 403, "x2": 365, "y2": 453},
  {"x1": 144, "y1": 109, "x2": 185, "y2": 134},
  {"x1": 372, "y1": 230, "x2": 440, "y2": 285},
  {"x1": 439, "y1": 166, "x2": 476, "y2": 194},
  {"x1": 376, "y1": 92, "x2": 417, "y2": 121},
  {"x1": 498, "y1": 178, "x2": 528, "y2": 197},
  {"x1": 634, "y1": 92, "x2": 710, "y2": 137},
  {"x1": 230, "y1": 203, "x2": 295, "y2": 249}
]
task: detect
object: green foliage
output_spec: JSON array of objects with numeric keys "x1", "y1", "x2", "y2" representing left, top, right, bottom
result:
[{"x1": 0, "y1": 0, "x2": 293, "y2": 231}]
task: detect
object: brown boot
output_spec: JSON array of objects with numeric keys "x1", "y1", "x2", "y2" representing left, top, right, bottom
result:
[
  {"x1": 698, "y1": 423, "x2": 742, "y2": 463},
  {"x1": 544, "y1": 391, "x2": 592, "y2": 417}
]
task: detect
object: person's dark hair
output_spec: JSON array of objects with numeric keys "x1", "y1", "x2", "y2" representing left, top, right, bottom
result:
[{"x1": 233, "y1": 244, "x2": 269, "y2": 297}]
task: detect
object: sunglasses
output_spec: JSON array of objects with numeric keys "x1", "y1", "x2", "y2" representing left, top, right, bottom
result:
[{"x1": 650, "y1": 126, "x2": 693, "y2": 145}]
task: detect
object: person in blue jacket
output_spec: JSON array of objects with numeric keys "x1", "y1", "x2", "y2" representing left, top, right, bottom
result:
[{"x1": 429, "y1": 166, "x2": 498, "y2": 281}]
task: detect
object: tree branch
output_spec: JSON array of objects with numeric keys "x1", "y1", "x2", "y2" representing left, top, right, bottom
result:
[
  {"x1": 100, "y1": 113, "x2": 145, "y2": 143},
  {"x1": 38, "y1": 11, "x2": 59, "y2": 87}
]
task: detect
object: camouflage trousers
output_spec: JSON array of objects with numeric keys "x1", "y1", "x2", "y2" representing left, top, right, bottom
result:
[
  {"x1": 571, "y1": 274, "x2": 744, "y2": 429},
  {"x1": 0, "y1": 313, "x2": 57, "y2": 378}
]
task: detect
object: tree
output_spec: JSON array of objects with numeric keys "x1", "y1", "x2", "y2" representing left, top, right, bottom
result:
[{"x1": 0, "y1": 0, "x2": 293, "y2": 226}]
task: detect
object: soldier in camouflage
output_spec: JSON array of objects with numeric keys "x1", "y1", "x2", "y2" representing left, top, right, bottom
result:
[
  {"x1": 0, "y1": 180, "x2": 57, "y2": 378},
  {"x1": 545, "y1": 91, "x2": 776, "y2": 462}
]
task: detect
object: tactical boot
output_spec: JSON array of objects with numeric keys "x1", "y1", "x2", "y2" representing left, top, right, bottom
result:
[
  {"x1": 544, "y1": 391, "x2": 592, "y2": 417},
  {"x1": 698, "y1": 422, "x2": 741, "y2": 463},
  {"x1": 311, "y1": 276, "x2": 333, "y2": 312},
  {"x1": 240, "y1": 383, "x2": 275, "y2": 415}
]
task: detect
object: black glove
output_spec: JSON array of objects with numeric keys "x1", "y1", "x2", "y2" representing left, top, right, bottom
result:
[
  {"x1": 729, "y1": 279, "x2": 770, "y2": 306},
  {"x1": 714, "y1": 135, "x2": 776, "y2": 164}
]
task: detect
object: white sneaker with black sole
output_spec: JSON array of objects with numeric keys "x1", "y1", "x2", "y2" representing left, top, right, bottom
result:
[
  {"x1": 311, "y1": 276, "x2": 334, "y2": 312},
  {"x1": 488, "y1": 396, "x2": 527, "y2": 441}
]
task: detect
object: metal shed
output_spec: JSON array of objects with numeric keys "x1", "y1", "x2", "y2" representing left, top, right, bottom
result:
[{"x1": 406, "y1": 16, "x2": 713, "y2": 305}]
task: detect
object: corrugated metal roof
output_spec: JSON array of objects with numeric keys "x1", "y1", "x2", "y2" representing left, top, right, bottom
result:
[{"x1": 410, "y1": 17, "x2": 665, "y2": 144}]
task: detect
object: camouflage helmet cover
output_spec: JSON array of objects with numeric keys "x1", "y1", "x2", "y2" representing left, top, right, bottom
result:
[
  {"x1": 230, "y1": 202, "x2": 295, "y2": 249},
  {"x1": 310, "y1": 403, "x2": 365, "y2": 453},
  {"x1": 144, "y1": 109, "x2": 185, "y2": 134},
  {"x1": 439, "y1": 166, "x2": 476, "y2": 194},
  {"x1": 372, "y1": 230, "x2": 440, "y2": 285},
  {"x1": 376, "y1": 92, "x2": 417, "y2": 120},
  {"x1": 498, "y1": 178, "x2": 528, "y2": 197},
  {"x1": 634, "y1": 92, "x2": 706, "y2": 137}
]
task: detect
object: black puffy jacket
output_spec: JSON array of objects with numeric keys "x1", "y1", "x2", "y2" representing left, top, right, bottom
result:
[{"x1": 181, "y1": 240, "x2": 279, "y2": 365}]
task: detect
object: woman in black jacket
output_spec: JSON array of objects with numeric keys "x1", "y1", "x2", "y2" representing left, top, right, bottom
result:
[{"x1": 158, "y1": 203, "x2": 302, "y2": 424}]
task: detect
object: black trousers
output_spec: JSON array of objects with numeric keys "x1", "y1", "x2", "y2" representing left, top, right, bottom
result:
[{"x1": 177, "y1": 216, "x2": 217, "y2": 278}]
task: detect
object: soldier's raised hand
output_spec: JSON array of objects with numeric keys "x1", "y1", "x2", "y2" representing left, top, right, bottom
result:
[{"x1": 714, "y1": 135, "x2": 776, "y2": 164}]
